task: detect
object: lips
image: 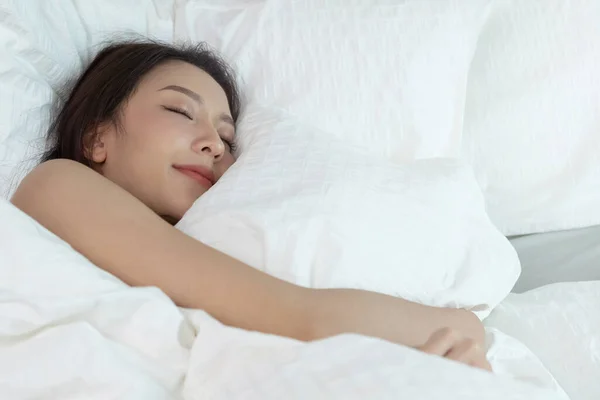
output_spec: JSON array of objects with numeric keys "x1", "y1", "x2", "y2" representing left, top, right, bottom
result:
[{"x1": 173, "y1": 164, "x2": 215, "y2": 189}]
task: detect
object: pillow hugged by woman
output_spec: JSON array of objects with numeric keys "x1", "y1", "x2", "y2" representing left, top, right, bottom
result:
[{"x1": 11, "y1": 39, "x2": 491, "y2": 372}]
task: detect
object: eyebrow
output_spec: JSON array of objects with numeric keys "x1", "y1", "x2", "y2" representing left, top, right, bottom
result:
[
  {"x1": 158, "y1": 85, "x2": 203, "y2": 104},
  {"x1": 159, "y1": 84, "x2": 236, "y2": 129}
]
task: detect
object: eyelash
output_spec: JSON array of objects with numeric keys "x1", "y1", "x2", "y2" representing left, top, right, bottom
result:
[
  {"x1": 223, "y1": 138, "x2": 237, "y2": 153},
  {"x1": 163, "y1": 106, "x2": 237, "y2": 153},
  {"x1": 163, "y1": 106, "x2": 193, "y2": 120}
]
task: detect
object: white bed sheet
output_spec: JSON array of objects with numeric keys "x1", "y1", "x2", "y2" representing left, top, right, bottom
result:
[
  {"x1": 0, "y1": 198, "x2": 578, "y2": 400},
  {"x1": 8, "y1": 198, "x2": 600, "y2": 399},
  {"x1": 510, "y1": 225, "x2": 600, "y2": 293},
  {"x1": 0, "y1": 1, "x2": 597, "y2": 398},
  {"x1": 486, "y1": 281, "x2": 600, "y2": 400}
]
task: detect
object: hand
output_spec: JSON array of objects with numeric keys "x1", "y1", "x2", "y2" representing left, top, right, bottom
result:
[{"x1": 417, "y1": 327, "x2": 492, "y2": 372}]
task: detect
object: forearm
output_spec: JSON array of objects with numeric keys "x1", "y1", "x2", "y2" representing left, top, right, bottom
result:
[
  {"x1": 306, "y1": 288, "x2": 485, "y2": 348},
  {"x1": 14, "y1": 160, "x2": 484, "y2": 350}
]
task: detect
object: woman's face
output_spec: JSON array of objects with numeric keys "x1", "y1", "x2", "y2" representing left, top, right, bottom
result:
[{"x1": 90, "y1": 61, "x2": 236, "y2": 222}]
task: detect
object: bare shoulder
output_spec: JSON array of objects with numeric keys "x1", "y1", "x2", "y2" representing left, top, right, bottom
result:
[
  {"x1": 14, "y1": 158, "x2": 96, "y2": 191},
  {"x1": 11, "y1": 159, "x2": 103, "y2": 213},
  {"x1": 10, "y1": 158, "x2": 153, "y2": 239},
  {"x1": 10, "y1": 157, "x2": 165, "y2": 270}
]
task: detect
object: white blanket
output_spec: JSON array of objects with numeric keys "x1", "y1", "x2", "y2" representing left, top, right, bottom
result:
[{"x1": 0, "y1": 199, "x2": 596, "y2": 399}]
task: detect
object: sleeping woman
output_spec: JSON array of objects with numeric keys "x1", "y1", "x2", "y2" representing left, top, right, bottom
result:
[{"x1": 10, "y1": 39, "x2": 491, "y2": 371}]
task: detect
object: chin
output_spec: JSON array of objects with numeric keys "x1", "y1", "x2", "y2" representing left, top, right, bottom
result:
[{"x1": 171, "y1": 199, "x2": 196, "y2": 220}]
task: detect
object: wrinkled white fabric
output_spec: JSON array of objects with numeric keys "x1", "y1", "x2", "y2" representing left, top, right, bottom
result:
[
  {"x1": 174, "y1": 0, "x2": 492, "y2": 161},
  {"x1": 0, "y1": 1, "x2": 597, "y2": 398},
  {"x1": 0, "y1": 0, "x2": 173, "y2": 198},
  {"x1": 1, "y1": 0, "x2": 493, "y2": 197},
  {"x1": 485, "y1": 282, "x2": 600, "y2": 400},
  {"x1": 178, "y1": 106, "x2": 520, "y2": 320},
  {"x1": 0, "y1": 199, "x2": 571, "y2": 399},
  {"x1": 463, "y1": 0, "x2": 600, "y2": 235}
]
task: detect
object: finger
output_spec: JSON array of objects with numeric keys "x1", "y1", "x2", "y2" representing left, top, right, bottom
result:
[
  {"x1": 469, "y1": 356, "x2": 493, "y2": 372},
  {"x1": 480, "y1": 358, "x2": 493, "y2": 372},
  {"x1": 445, "y1": 338, "x2": 492, "y2": 372},
  {"x1": 445, "y1": 338, "x2": 478, "y2": 361},
  {"x1": 418, "y1": 327, "x2": 460, "y2": 356}
]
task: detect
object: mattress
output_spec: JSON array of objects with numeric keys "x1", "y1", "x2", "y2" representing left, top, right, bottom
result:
[{"x1": 510, "y1": 225, "x2": 600, "y2": 293}]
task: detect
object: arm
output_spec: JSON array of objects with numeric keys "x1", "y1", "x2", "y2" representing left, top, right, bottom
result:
[
  {"x1": 11, "y1": 159, "x2": 484, "y2": 348},
  {"x1": 308, "y1": 289, "x2": 484, "y2": 348}
]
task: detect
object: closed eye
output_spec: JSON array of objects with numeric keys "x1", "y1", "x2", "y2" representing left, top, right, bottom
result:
[
  {"x1": 222, "y1": 137, "x2": 237, "y2": 153},
  {"x1": 163, "y1": 106, "x2": 193, "y2": 120}
]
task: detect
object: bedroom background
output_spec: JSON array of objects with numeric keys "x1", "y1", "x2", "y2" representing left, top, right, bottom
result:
[{"x1": 0, "y1": 1, "x2": 599, "y2": 399}]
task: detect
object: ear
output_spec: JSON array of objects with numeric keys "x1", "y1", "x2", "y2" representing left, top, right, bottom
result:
[{"x1": 83, "y1": 124, "x2": 111, "y2": 164}]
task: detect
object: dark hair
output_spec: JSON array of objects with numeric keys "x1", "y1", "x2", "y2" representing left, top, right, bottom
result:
[{"x1": 41, "y1": 39, "x2": 241, "y2": 166}]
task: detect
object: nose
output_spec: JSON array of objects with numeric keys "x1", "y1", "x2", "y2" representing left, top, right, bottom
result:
[{"x1": 191, "y1": 123, "x2": 225, "y2": 161}]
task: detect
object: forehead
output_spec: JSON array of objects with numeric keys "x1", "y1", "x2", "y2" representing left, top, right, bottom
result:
[{"x1": 138, "y1": 61, "x2": 230, "y2": 111}]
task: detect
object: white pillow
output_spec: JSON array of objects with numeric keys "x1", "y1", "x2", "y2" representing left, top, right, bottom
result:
[
  {"x1": 177, "y1": 106, "x2": 521, "y2": 319},
  {"x1": 462, "y1": 0, "x2": 600, "y2": 235},
  {"x1": 2, "y1": 0, "x2": 492, "y2": 196},
  {"x1": 0, "y1": 0, "x2": 173, "y2": 198},
  {"x1": 174, "y1": 0, "x2": 493, "y2": 160}
]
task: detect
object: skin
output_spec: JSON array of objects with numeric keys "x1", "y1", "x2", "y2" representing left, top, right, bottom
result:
[
  {"x1": 11, "y1": 60, "x2": 490, "y2": 371},
  {"x1": 85, "y1": 61, "x2": 237, "y2": 222}
]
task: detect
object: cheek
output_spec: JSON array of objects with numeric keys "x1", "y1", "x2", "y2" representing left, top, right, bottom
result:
[
  {"x1": 123, "y1": 110, "x2": 189, "y2": 155},
  {"x1": 216, "y1": 153, "x2": 236, "y2": 178}
]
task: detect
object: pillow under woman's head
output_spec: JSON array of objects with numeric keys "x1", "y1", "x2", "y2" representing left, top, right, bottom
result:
[
  {"x1": 180, "y1": 0, "x2": 493, "y2": 160},
  {"x1": 2, "y1": 0, "x2": 494, "y2": 199}
]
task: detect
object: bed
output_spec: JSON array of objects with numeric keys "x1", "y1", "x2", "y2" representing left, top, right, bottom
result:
[
  {"x1": 510, "y1": 225, "x2": 600, "y2": 293},
  {"x1": 1, "y1": 1, "x2": 599, "y2": 399}
]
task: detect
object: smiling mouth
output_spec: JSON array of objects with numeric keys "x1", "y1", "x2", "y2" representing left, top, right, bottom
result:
[{"x1": 173, "y1": 166, "x2": 215, "y2": 189}]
